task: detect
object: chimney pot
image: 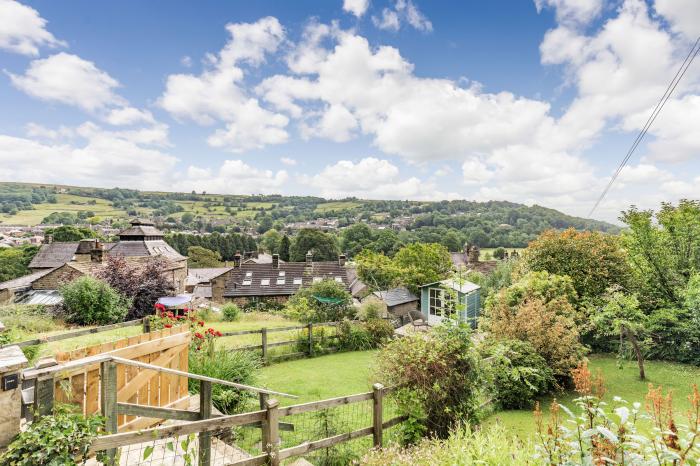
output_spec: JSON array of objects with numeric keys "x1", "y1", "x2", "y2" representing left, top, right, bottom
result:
[
  {"x1": 233, "y1": 252, "x2": 242, "y2": 268},
  {"x1": 338, "y1": 254, "x2": 346, "y2": 266},
  {"x1": 305, "y1": 251, "x2": 313, "y2": 266},
  {"x1": 44, "y1": 234, "x2": 53, "y2": 244},
  {"x1": 272, "y1": 253, "x2": 279, "y2": 269}
]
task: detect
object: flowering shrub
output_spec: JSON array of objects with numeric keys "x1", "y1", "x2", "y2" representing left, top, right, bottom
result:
[
  {"x1": 151, "y1": 304, "x2": 222, "y2": 353},
  {"x1": 534, "y1": 361, "x2": 700, "y2": 464}
]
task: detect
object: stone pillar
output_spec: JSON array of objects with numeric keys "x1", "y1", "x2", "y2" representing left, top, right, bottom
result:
[{"x1": 0, "y1": 345, "x2": 28, "y2": 447}]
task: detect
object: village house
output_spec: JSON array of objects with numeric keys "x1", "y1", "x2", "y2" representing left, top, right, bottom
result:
[
  {"x1": 0, "y1": 219, "x2": 188, "y2": 304},
  {"x1": 450, "y1": 244, "x2": 499, "y2": 275},
  {"x1": 212, "y1": 252, "x2": 350, "y2": 306}
]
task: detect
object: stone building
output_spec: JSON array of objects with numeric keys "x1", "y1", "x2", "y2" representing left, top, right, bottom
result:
[
  {"x1": 217, "y1": 252, "x2": 350, "y2": 306},
  {"x1": 0, "y1": 219, "x2": 187, "y2": 304}
]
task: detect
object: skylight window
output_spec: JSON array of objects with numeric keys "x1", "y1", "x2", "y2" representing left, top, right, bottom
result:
[
  {"x1": 276, "y1": 278, "x2": 285, "y2": 285},
  {"x1": 261, "y1": 279, "x2": 270, "y2": 286},
  {"x1": 278, "y1": 271, "x2": 285, "y2": 277},
  {"x1": 334, "y1": 277, "x2": 343, "y2": 283},
  {"x1": 312, "y1": 277, "x2": 322, "y2": 283},
  {"x1": 293, "y1": 278, "x2": 302, "y2": 285},
  {"x1": 242, "y1": 279, "x2": 252, "y2": 286},
  {"x1": 245, "y1": 271, "x2": 252, "y2": 277}
]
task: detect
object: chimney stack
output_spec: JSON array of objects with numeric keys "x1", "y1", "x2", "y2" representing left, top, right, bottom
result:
[
  {"x1": 44, "y1": 234, "x2": 53, "y2": 244},
  {"x1": 338, "y1": 254, "x2": 346, "y2": 266},
  {"x1": 272, "y1": 253, "x2": 279, "y2": 269},
  {"x1": 305, "y1": 251, "x2": 313, "y2": 267},
  {"x1": 90, "y1": 241, "x2": 105, "y2": 263},
  {"x1": 468, "y1": 245, "x2": 480, "y2": 264},
  {"x1": 233, "y1": 252, "x2": 242, "y2": 268}
]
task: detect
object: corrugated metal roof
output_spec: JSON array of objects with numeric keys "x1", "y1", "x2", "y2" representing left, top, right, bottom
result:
[{"x1": 16, "y1": 289, "x2": 63, "y2": 305}]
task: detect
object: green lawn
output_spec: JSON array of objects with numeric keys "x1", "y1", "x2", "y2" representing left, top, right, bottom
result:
[
  {"x1": 483, "y1": 354, "x2": 700, "y2": 439},
  {"x1": 314, "y1": 201, "x2": 363, "y2": 213},
  {"x1": 258, "y1": 350, "x2": 378, "y2": 404}
]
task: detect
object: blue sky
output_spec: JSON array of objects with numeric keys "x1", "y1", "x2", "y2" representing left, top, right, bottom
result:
[{"x1": 0, "y1": 0, "x2": 699, "y2": 222}]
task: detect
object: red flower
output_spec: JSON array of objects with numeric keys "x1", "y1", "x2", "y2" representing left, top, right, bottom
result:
[
  {"x1": 164, "y1": 323, "x2": 173, "y2": 328},
  {"x1": 155, "y1": 303, "x2": 165, "y2": 311},
  {"x1": 215, "y1": 331, "x2": 222, "y2": 337},
  {"x1": 194, "y1": 332, "x2": 204, "y2": 339},
  {"x1": 198, "y1": 321, "x2": 205, "y2": 327}
]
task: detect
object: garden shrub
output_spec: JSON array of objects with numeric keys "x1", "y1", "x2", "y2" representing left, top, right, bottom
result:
[
  {"x1": 188, "y1": 349, "x2": 261, "y2": 414},
  {"x1": 0, "y1": 404, "x2": 104, "y2": 465},
  {"x1": 364, "y1": 318, "x2": 394, "y2": 346},
  {"x1": 285, "y1": 279, "x2": 354, "y2": 323},
  {"x1": 295, "y1": 325, "x2": 333, "y2": 354},
  {"x1": 336, "y1": 320, "x2": 373, "y2": 351},
  {"x1": 375, "y1": 322, "x2": 484, "y2": 439},
  {"x1": 60, "y1": 276, "x2": 130, "y2": 325},
  {"x1": 221, "y1": 303, "x2": 241, "y2": 321},
  {"x1": 480, "y1": 339, "x2": 555, "y2": 409},
  {"x1": 361, "y1": 424, "x2": 536, "y2": 466},
  {"x1": 0, "y1": 304, "x2": 58, "y2": 335},
  {"x1": 535, "y1": 362, "x2": 700, "y2": 464},
  {"x1": 355, "y1": 298, "x2": 386, "y2": 321}
]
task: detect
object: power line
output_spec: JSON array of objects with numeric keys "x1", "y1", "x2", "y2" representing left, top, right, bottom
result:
[{"x1": 589, "y1": 35, "x2": 700, "y2": 217}]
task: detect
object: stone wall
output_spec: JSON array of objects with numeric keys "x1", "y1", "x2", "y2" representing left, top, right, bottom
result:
[
  {"x1": 0, "y1": 345, "x2": 28, "y2": 447},
  {"x1": 32, "y1": 265, "x2": 83, "y2": 290}
]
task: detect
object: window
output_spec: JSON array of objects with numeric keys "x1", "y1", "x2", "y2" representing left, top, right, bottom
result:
[
  {"x1": 276, "y1": 278, "x2": 285, "y2": 285},
  {"x1": 278, "y1": 271, "x2": 285, "y2": 277},
  {"x1": 261, "y1": 279, "x2": 270, "y2": 286},
  {"x1": 312, "y1": 277, "x2": 322, "y2": 283},
  {"x1": 334, "y1": 277, "x2": 343, "y2": 283},
  {"x1": 293, "y1": 278, "x2": 302, "y2": 285},
  {"x1": 245, "y1": 271, "x2": 252, "y2": 277},
  {"x1": 242, "y1": 279, "x2": 252, "y2": 286},
  {"x1": 428, "y1": 287, "x2": 457, "y2": 319}
]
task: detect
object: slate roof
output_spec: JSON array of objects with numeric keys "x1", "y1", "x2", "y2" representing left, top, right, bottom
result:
[
  {"x1": 109, "y1": 240, "x2": 186, "y2": 261},
  {"x1": 29, "y1": 242, "x2": 80, "y2": 269},
  {"x1": 0, "y1": 268, "x2": 56, "y2": 291},
  {"x1": 187, "y1": 267, "x2": 233, "y2": 287},
  {"x1": 65, "y1": 256, "x2": 182, "y2": 276},
  {"x1": 118, "y1": 218, "x2": 166, "y2": 239},
  {"x1": 373, "y1": 287, "x2": 419, "y2": 307},
  {"x1": 223, "y1": 261, "x2": 350, "y2": 298}
]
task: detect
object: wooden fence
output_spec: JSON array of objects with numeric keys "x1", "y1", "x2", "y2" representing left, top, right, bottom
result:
[
  {"x1": 89, "y1": 382, "x2": 405, "y2": 466},
  {"x1": 221, "y1": 321, "x2": 341, "y2": 364},
  {"x1": 32, "y1": 325, "x2": 191, "y2": 432}
]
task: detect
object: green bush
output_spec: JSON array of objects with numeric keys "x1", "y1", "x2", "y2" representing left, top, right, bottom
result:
[
  {"x1": 188, "y1": 349, "x2": 261, "y2": 414},
  {"x1": 285, "y1": 279, "x2": 353, "y2": 323},
  {"x1": 481, "y1": 339, "x2": 555, "y2": 409},
  {"x1": 221, "y1": 303, "x2": 241, "y2": 322},
  {"x1": 60, "y1": 277, "x2": 130, "y2": 325},
  {"x1": 295, "y1": 325, "x2": 334, "y2": 354},
  {"x1": 355, "y1": 299, "x2": 386, "y2": 321},
  {"x1": 361, "y1": 424, "x2": 536, "y2": 466},
  {"x1": 336, "y1": 321, "x2": 373, "y2": 351},
  {"x1": 375, "y1": 322, "x2": 484, "y2": 440},
  {"x1": 0, "y1": 405, "x2": 104, "y2": 465},
  {"x1": 364, "y1": 318, "x2": 395, "y2": 346}
]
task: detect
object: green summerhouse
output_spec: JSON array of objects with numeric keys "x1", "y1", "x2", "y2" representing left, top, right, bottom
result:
[{"x1": 419, "y1": 279, "x2": 481, "y2": 328}]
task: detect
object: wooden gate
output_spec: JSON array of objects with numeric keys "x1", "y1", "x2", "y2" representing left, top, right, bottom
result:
[{"x1": 52, "y1": 325, "x2": 190, "y2": 431}]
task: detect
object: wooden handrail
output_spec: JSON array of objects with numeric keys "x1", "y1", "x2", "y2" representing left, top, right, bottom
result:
[
  {"x1": 1, "y1": 318, "x2": 144, "y2": 349},
  {"x1": 111, "y1": 356, "x2": 297, "y2": 398},
  {"x1": 220, "y1": 321, "x2": 341, "y2": 337}
]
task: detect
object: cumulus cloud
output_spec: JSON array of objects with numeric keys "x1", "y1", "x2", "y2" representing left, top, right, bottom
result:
[
  {"x1": 0, "y1": 0, "x2": 65, "y2": 56},
  {"x1": 8, "y1": 52, "x2": 124, "y2": 111},
  {"x1": 535, "y1": 0, "x2": 603, "y2": 26},
  {"x1": 280, "y1": 157, "x2": 297, "y2": 166},
  {"x1": 654, "y1": 0, "x2": 700, "y2": 38},
  {"x1": 181, "y1": 160, "x2": 288, "y2": 194},
  {"x1": 372, "y1": 0, "x2": 432, "y2": 32},
  {"x1": 343, "y1": 0, "x2": 369, "y2": 18},
  {"x1": 105, "y1": 107, "x2": 155, "y2": 126},
  {"x1": 308, "y1": 157, "x2": 458, "y2": 200},
  {"x1": 159, "y1": 17, "x2": 289, "y2": 152}
]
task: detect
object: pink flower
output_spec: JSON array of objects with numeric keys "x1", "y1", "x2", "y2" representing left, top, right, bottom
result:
[{"x1": 164, "y1": 323, "x2": 173, "y2": 328}]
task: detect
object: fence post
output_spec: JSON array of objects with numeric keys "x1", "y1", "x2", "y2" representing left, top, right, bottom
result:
[
  {"x1": 259, "y1": 392, "x2": 270, "y2": 448},
  {"x1": 198, "y1": 380, "x2": 212, "y2": 466},
  {"x1": 372, "y1": 383, "x2": 384, "y2": 448},
  {"x1": 307, "y1": 323, "x2": 313, "y2": 357},
  {"x1": 263, "y1": 398, "x2": 280, "y2": 466},
  {"x1": 33, "y1": 357, "x2": 57, "y2": 418},
  {"x1": 142, "y1": 316, "x2": 151, "y2": 334},
  {"x1": 261, "y1": 328, "x2": 268, "y2": 364},
  {"x1": 100, "y1": 360, "x2": 118, "y2": 465}
]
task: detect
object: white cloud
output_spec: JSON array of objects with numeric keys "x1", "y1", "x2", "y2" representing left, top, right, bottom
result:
[
  {"x1": 654, "y1": 0, "x2": 700, "y2": 38},
  {"x1": 372, "y1": 9, "x2": 400, "y2": 31},
  {"x1": 159, "y1": 17, "x2": 289, "y2": 152},
  {"x1": 462, "y1": 159, "x2": 494, "y2": 185},
  {"x1": 181, "y1": 160, "x2": 288, "y2": 194},
  {"x1": 9, "y1": 52, "x2": 123, "y2": 111},
  {"x1": 343, "y1": 0, "x2": 369, "y2": 18},
  {"x1": 280, "y1": 157, "x2": 297, "y2": 166},
  {"x1": 105, "y1": 107, "x2": 155, "y2": 126},
  {"x1": 25, "y1": 122, "x2": 74, "y2": 140},
  {"x1": 372, "y1": 0, "x2": 431, "y2": 32},
  {"x1": 0, "y1": 129, "x2": 177, "y2": 189},
  {"x1": 0, "y1": 0, "x2": 65, "y2": 56},
  {"x1": 308, "y1": 157, "x2": 458, "y2": 200},
  {"x1": 535, "y1": 0, "x2": 603, "y2": 26},
  {"x1": 180, "y1": 55, "x2": 192, "y2": 67}
]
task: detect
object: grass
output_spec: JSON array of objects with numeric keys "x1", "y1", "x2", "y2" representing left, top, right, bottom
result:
[
  {"x1": 0, "y1": 193, "x2": 128, "y2": 225},
  {"x1": 483, "y1": 354, "x2": 700, "y2": 439},
  {"x1": 259, "y1": 350, "x2": 378, "y2": 404},
  {"x1": 314, "y1": 201, "x2": 363, "y2": 213}
]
